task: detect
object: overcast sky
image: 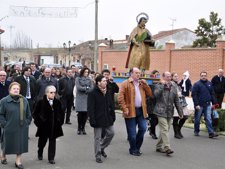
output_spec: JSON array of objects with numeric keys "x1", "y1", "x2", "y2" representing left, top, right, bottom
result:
[{"x1": 0, "y1": 0, "x2": 224, "y2": 48}]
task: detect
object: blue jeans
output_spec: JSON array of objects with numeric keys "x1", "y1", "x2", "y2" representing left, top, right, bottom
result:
[
  {"x1": 194, "y1": 105, "x2": 214, "y2": 134},
  {"x1": 125, "y1": 108, "x2": 147, "y2": 153}
]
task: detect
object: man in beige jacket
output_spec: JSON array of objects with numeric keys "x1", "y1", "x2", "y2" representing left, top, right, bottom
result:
[{"x1": 118, "y1": 67, "x2": 152, "y2": 156}]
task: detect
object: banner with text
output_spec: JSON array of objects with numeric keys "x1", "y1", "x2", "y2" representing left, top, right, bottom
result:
[{"x1": 9, "y1": 6, "x2": 78, "y2": 18}]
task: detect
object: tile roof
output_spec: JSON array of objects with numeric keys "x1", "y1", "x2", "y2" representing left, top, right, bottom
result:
[{"x1": 153, "y1": 28, "x2": 194, "y2": 40}]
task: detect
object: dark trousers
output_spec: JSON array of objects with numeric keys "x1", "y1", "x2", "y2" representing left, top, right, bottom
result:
[
  {"x1": 27, "y1": 99, "x2": 35, "y2": 114},
  {"x1": 215, "y1": 93, "x2": 224, "y2": 108},
  {"x1": 173, "y1": 116, "x2": 188, "y2": 128},
  {"x1": 77, "y1": 111, "x2": 88, "y2": 130},
  {"x1": 149, "y1": 114, "x2": 158, "y2": 134},
  {"x1": 61, "y1": 95, "x2": 74, "y2": 123},
  {"x1": 38, "y1": 136, "x2": 56, "y2": 161}
]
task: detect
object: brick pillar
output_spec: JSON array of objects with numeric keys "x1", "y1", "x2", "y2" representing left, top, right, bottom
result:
[
  {"x1": 98, "y1": 44, "x2": 107, "y2": 72},
  {"x1": 165, "y1": 40, "x2": 175, "y2": 72},
  {"x1": 216, "y1": 39, "x2": 225, "y2": 69}
]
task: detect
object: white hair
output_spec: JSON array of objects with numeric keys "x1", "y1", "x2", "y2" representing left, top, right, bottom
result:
[{"x1": 45, "y1": 85, "x2": 56, "y2": 94}]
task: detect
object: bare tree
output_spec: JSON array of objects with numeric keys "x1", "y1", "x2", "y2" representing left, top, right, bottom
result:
[{"x1": 12, "y1": 31, "x2": 32, "y2": 49}]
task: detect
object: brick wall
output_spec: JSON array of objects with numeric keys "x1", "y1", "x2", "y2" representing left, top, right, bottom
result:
[{"x1": 98, "y1": 40, "x2": 225, "y2": 83}]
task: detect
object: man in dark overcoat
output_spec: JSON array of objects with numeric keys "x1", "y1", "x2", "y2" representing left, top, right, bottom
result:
[{"x1": 88, "y1": 75, "x2": 115, "y2": 163}]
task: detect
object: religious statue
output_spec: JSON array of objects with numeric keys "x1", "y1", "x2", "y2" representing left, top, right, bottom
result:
[{"x1": 126, "y1": 13, "x2": 155, "y2": 72}]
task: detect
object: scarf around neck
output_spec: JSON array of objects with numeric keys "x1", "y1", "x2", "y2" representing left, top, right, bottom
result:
[
  {"x1": 10, "y1": 94, "x2": 24, "y2": 126},
  {"x1": 98, "y1": 85, "x2": 107, "y2": 95}
]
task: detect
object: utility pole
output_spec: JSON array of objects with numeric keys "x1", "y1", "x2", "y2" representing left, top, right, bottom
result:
[{"x1": 93, "y1": 0, "x2": 98, "y2": 72}]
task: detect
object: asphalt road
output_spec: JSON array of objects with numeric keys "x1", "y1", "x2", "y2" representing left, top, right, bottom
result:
[{"x1": 1, "y1": 111, "x2": 225, "y2": 169}]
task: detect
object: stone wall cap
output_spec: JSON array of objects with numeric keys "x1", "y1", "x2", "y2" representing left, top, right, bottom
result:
[
  {"x1": 166, "y1": 39, "x2": 175, "y2": 44},
  {"x1": 98, "y1": 43, "x2": 107, "y2": 47}
]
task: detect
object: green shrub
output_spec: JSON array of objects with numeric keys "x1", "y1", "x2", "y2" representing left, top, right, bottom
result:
[
  {"x1": 216, "y1": 109, "x2": 225, "y2": 131},
  {"x1": 189, "y1": 109, "x2": 225, "y2": 132},
  {"x1": 186, "y1": 113, "x2": 204, "y2": 124},
  {"x1": 186, "y1": 113, "x2": 194, "y2": 123}
]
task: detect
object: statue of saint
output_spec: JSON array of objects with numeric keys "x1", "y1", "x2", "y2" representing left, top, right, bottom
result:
[{"x1": 126, "y1": 13, "x2": 155, "y2": 72}]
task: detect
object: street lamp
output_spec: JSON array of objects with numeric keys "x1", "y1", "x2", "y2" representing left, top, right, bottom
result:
[{"x1": 63, "y1": 41, "x2": 76, "y2": 67}]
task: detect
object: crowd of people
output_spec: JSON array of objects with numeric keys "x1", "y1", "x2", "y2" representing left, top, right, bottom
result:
[{"x1": 0, "y1": 62, "x2": 224, "y2": 168}]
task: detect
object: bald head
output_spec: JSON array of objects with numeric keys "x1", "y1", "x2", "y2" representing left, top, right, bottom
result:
[
  {"x1": 130, "y1": 67, "x2": 141, "y2": 81},
  {"x1": 0, "y1": 71, "x2": 7, "y2": 82},
  {"x1": 43, "y1": 68, "x2": 52, "y2": 78},
  {"x1": 218, "y1": 69, "x2": 224, "y2": 77},
  {"x1": 162, "y1": 71, "x2": 171, "y2": 82}
]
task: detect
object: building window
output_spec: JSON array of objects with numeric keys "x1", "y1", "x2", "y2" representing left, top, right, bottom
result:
[{"x1": 103, "y1": 64, "x2": 108, "y2": 69}]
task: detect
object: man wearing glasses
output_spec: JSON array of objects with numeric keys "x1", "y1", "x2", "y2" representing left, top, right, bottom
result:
[
  {"x1": 192, "y1": 71, "x2": 219, "y2": 138},
  {"x1": 0, "y1": 71, "x2": 11, "y2": 153}
]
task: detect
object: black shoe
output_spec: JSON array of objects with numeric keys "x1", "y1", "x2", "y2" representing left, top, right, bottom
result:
[
  {"x1": 130, "y1": 151, "x2": 141, "y2": 156},
  {"x1": 194, "y1": 132, "x2": 199, "y2": 136},
  {"x1": 38, "y1": 155, "x2": 43, "y2": 160},
  {"x1": 178, "y1": 129, "x2": 184, "y2": 138},
  {"x1": 149, "y1": 129, "x2": 158, "y2": 139},
  {"x1": 174, "y1": 125, "x2": 182, "y2": 139},
  {"x1": 165, "y1": 149, "x2": 174, "y2": 155},
  {"x1": 156, "y1": 148, "x2": 166, "y2": 153},
  {"x1": 151, "y1": 134, "x2": 158, "y2": 139},
  {"x1": 77, "y1": 130, "x2": 82, "y2": 135},
  {"x1": 96, "y1": 157, "x2": 103, "y2": 163},
  {"x1": 15, "y1": 163, "x2": 24, "y2": 169},
  {"x1": 137, "y1": 150, "x2": 142, "y2": 156},
  {"x1": 209, "y1": 132, "x2": 219, "y2": 138},
  {"x1": 82, "y1": 129, "x2": 87, "y2": 135},
  {"x1": 49, "y1": 160, "x2": 55, "y2": 164},
  {"x1": 101, "y1": 149, "x2": 107, "y2": 158},
  {"x1": 174, "y1": 133, "x2": 182, "y2": 139},
  {"x1": 1, "y1": 159, "x2": 7, "y2": 165},
  {"x1": 65, "y1": 121, "x2": 72, "y2": 125}
]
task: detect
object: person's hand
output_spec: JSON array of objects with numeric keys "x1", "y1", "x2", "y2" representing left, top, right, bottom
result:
[
  {"x1": 211, "y1": 104, "x2": 219, "y2": 110},
  {"x1": 123, "y1": 111, "x2": 129, "y2": 116},
  {"x1": 140, "y1": 79, "x2": 147, "y2": 85},
  {"x1": 90, "y1": 120, "x2": 96, "y2": 127},
  {"x1": 215, "y1": 104, "x2": 219, "y2": 108},
  {"x1": 195, "y1": 105, "x2": 201, "y2": 110},
  {"x1": 160, "y1": 80, "x2": 166, "y2": 85},
  {"x1": 109, "y1": 76, "x2": 114, "y2": 82},
  {"x1": 178, "y1": 91, "x2": 182, "y2": 97}
]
